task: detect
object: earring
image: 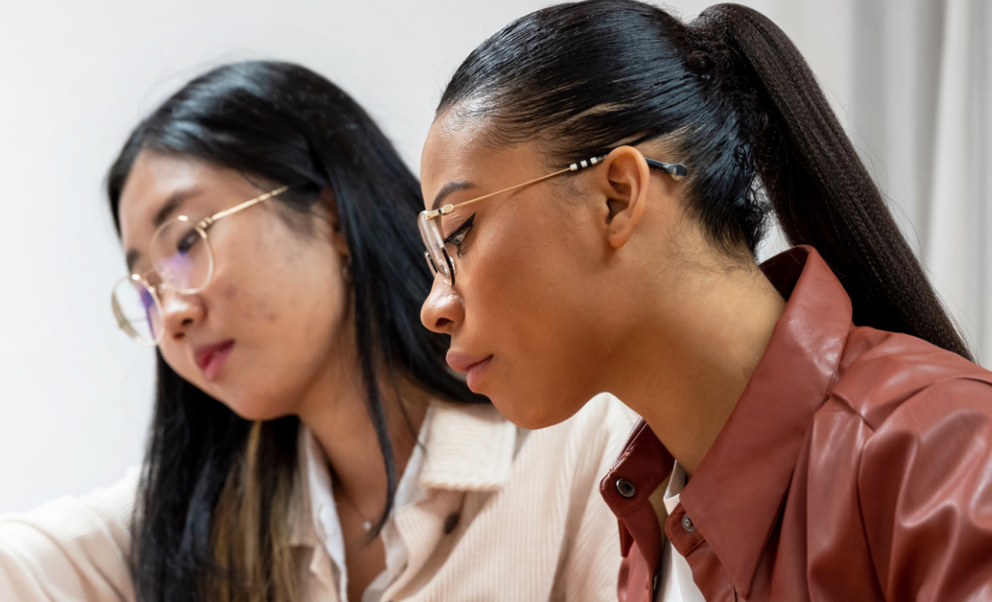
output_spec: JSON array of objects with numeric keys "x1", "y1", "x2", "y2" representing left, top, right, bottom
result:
[{"x1": 342, "y1": 255, "x2": 352, "y2": 281}]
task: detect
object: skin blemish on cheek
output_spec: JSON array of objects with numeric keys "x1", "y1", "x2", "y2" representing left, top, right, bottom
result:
[
  {"x1": 249, "y1": 299, "x2": 272, "y2": 320},
  {"x1": 222, "y1": 284, "x2": 238, "y2": 299}
]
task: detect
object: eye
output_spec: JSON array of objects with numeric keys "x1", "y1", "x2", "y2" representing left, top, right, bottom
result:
[
  {"x1": 176, "y1": 228, "x2": 200, "y2": 255},
  {"x1": 443, "y1": 214, "x2": 476, "y2": 256}
]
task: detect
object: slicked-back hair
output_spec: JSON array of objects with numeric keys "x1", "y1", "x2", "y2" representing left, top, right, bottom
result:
[{"x1": 438, "y1": 0, "x2": 971, "y2": 361}]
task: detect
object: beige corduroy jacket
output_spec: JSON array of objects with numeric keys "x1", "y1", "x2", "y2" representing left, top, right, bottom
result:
[{"x1": 0, "y1": 393, "x2": 637, "y2": 601}]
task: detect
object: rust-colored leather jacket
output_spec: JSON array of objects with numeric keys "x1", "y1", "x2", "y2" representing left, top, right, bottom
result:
[{"x1": 600, "y1": 246, "x2": 992, "y2": 601}]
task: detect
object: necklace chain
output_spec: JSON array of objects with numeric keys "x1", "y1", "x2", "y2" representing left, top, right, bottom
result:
[{"x1": 335, "y1": 484, "x2": 374, "y2": 532}]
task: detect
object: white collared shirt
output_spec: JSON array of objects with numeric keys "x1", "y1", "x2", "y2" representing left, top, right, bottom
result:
[
  {"x1": 1, "y1": 394, "x2": 639, "y2": 602},
  {"x1": 657, "y1": 461, "x2": 706, "y2": 602},
  {"x1": 300, "y1": 407, "x2": 430, "y2": 602}
]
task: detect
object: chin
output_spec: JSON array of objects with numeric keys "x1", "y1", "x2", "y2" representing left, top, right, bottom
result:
[
  {"x1": 490, "y1": 391, "x2": 577, "y2": 430},
  {"x1": 221, "y1": 390, "x2": 294, "y2": 422}
]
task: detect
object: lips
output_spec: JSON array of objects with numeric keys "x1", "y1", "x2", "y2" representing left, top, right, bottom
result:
[
  {"x1": 193, "y1": 340, "x2": 234, "y2": 381},
  {"x1": 446, "y1": 351, "x2": 492, "y2": 374},
  {"x1": 446, "y1": 351, "x2": 493, "y2": 392}
]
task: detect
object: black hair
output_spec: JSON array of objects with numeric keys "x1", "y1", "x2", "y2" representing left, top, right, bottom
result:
[
  {"x1": 107, "y1": 60, "x2": 486, "y2": 601},
  {"x1": 438, "y1": 0, "x2": 972, "y2": 360}
]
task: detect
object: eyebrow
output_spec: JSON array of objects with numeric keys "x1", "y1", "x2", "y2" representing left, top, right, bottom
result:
[
  {"x1": 431, "y1": 181, "x2": 475, "y2": 210},
  {"x1": 124, "y1": 188, "x2": 203, "y2": 273}
]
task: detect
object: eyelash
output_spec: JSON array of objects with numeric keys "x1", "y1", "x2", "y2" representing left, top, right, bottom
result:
[{"x1": 443, "y1": 214, "x2": 476, "y2": 256}]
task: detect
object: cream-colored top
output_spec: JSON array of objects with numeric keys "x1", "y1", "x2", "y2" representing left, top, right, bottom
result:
[
  {"x1": 0, "y1": 393, "x2": 637, "y2": 601},
  {"x1": 299, "y1": 406, "x2": 428, "y2": 602}
]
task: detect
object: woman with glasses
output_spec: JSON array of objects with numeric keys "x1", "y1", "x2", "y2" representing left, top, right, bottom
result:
[
  {"x1": 0, "y1": 60, "x2": 636, "y2": 602},
  {"x1": 418, "y1": 1, "x2": 992, "y2": 600}
]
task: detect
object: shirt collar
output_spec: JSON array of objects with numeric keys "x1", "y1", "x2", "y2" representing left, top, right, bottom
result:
[
  {"x1": 288, "y1": 426, "x2": 330, "y2": 548},
  {"x1": 601, "y1": 246, "x2": 853, "y2": 597},
  {"x1": 682, "y1": 245, "x2": 852, "y2": 596},
  {"x1": 288, "y1": 399, "x2": 515, "y2": 546},
  {"x1": 417, "y1": 400, "x2": 519, "y2": 491}
]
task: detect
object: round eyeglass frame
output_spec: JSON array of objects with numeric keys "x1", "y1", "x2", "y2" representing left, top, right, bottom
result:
[{"x1": 111, "y1": 185, "x2": 289, "y2": 346}]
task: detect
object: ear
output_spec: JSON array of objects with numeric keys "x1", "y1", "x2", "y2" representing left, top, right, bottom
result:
[
  {"x1": 319, "y1": 189, "x2": 352, "y2": 258},
  {"x1": 590, "y1": 146, "x2": 651, "y2": 249}
]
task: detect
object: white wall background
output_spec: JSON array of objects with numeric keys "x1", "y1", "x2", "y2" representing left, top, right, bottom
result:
[{"x1": 0, "y1": 0, "x2": 985, "y2": 512}]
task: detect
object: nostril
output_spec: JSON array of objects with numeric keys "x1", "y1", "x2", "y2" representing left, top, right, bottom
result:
[
  {"x1": 181, "y1": 318, "x2": 193, "y2": 327},
  {"x1": 435, "y1": 317, "x2": 453, "y2": 328}
]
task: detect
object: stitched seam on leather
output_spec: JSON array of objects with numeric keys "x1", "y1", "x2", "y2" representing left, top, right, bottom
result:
[{"x1": 853, "y1": 426, "x2": 886, "y2": 598}]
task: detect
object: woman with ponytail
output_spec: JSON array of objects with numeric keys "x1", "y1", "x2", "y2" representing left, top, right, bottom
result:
[
  {"x1": 418, "y1": 1, "x2": 992, "y2": 600},
  {"x1": 0, "y1": 60, "x2": 635, "y2": 602}
]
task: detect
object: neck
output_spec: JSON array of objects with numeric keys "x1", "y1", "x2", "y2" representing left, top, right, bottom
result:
[
  {"x1": 295, "y1": 340, "x2": 428, "y2": 520},
  {"x1": 611, "y1": 250, "x2": 786, "y2": 477}
]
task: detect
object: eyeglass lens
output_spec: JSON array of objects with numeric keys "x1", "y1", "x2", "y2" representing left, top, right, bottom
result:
[
  {"x1": 150, "y1": 220, "x2": 213, "y2": 292},
  {"x1": 112, "y1": 277, "x2": 162, "y2": 345}
]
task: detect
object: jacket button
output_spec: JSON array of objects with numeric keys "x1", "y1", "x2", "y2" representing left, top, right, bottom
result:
[
  {"x1": 682, "y1": 515, "x2": 696, "y2": 532},
  {"x1": 652, "y1": 571, "x2": 660, "y2": 591},
  {"x1": 443, "y1": 512, "x2": 460, "y2": 535},
  {"x1": 615, "y1": 478, "x2": 636, "y2": 498}
]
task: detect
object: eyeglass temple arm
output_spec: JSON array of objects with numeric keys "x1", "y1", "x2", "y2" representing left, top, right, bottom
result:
[
  {"x1": 199, "y1": 185, "x2": 290, "y2": 228},
  {"x1": 645, "y1": 158, "x2": 688, "y2": 180},
  {"x1": 426, "y1": 157, "x2": 607, "y2": 219},
  {"x1": 425, "y1": 155, "x2": 687, "y2": 220}
]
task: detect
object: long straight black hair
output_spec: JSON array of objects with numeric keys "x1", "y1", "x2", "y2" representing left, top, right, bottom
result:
[
  {"x1": 107, "y1": 60, "x2": 486, "y2": 602},
  {"x1": 439, "y1": 0, "x2": 971, "y2": 360}
]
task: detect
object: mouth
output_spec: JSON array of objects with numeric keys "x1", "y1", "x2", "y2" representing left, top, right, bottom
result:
[
  {"x1": 446, "y1": 351, "x2": 494, "y2": 392},
  {"x1": 194, "y1": 340, "x2": 235, "y2": 382}
]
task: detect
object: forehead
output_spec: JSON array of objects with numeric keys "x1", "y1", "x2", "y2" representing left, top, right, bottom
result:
[
  {"x1": 118, "y1": 152, "x2": 249, "y2": 248},
  {"x1": 421, "y1": 114, "x2": 489, "y2": 183},
  {"x1": 421, "y1": 112, "x2": 546, "y2": 205}
]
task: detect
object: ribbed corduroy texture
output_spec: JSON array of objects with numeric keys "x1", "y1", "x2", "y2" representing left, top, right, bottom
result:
[
  {"x1": 0, "y1": 395, "x2": 637, "y2": 602},
  {"x1": 0, "y1": 470, "x2": 138, "y2": 601}
]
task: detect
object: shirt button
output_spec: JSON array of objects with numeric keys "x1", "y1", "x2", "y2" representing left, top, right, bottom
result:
[
  {"x1": 615, "y1": 478, "x2": 636, "y2": 498},
  {"x1": 682, "y1": 515, "x2": 696, "y2": 532}
]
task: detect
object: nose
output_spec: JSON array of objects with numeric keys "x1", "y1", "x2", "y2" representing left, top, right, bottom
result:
[
  {"x1": 421, "y1": 276, "x2": 464, "y2": 335},
  {"x1": 159, "y1": 288, "x2": 204, "y2": 341}
]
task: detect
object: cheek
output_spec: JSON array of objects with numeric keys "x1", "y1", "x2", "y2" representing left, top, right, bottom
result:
[
  {"x1": 217, "y1": 283, "x2": 275, "y2": 323},
  {"x1": 158, "y1": 341, "x2": 197, "y2": 387},
  {"x1": 254, "y1": 240, "x2": 347, "y2": 357},
  {"x1": 468, "y1": 219, "x2": 606, "y2": 425},
  {"x1": 473, "y1": 214, "x2": 593, "y2": 341},
  {"x1": 231, "y1": 221, "x2": 340, "y2": 326}
]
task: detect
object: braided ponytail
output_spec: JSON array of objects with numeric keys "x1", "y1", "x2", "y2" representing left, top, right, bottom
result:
[{"x1": 695, "y1": 4, "x2": 972, "y2": 359}]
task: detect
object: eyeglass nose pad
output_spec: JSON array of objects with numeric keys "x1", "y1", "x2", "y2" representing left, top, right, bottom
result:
[
  {"x1": 424, "y1": 252, "x2": 439, "y2": 275},
  {"x1": 439, "y1": 247, "x2": 456, "y2": 286}
]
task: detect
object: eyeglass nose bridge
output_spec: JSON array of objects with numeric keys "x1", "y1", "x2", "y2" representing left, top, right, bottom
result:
[{"x1": 139, "y1": 269, "x2": 187, "y2": 300}]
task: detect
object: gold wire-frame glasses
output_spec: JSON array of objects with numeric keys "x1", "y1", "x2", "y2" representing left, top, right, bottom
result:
[
  {"x1": 111, "y1": 185, "x2": 289, "y2": 346},
  {"x1": 417, "y1": 155, "x2": 687, "y2": 286}
]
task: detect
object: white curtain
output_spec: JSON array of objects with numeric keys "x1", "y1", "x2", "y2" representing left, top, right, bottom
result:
[
  {"x1": 850, "y1": 0, "x2": 992, "y2": 366},
  {"x1": 745, "y1": 0, "x2": 992, "y2": 365},
  {"x1": 920, "y1": 0, "x2": 992, "y2": 366}
]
